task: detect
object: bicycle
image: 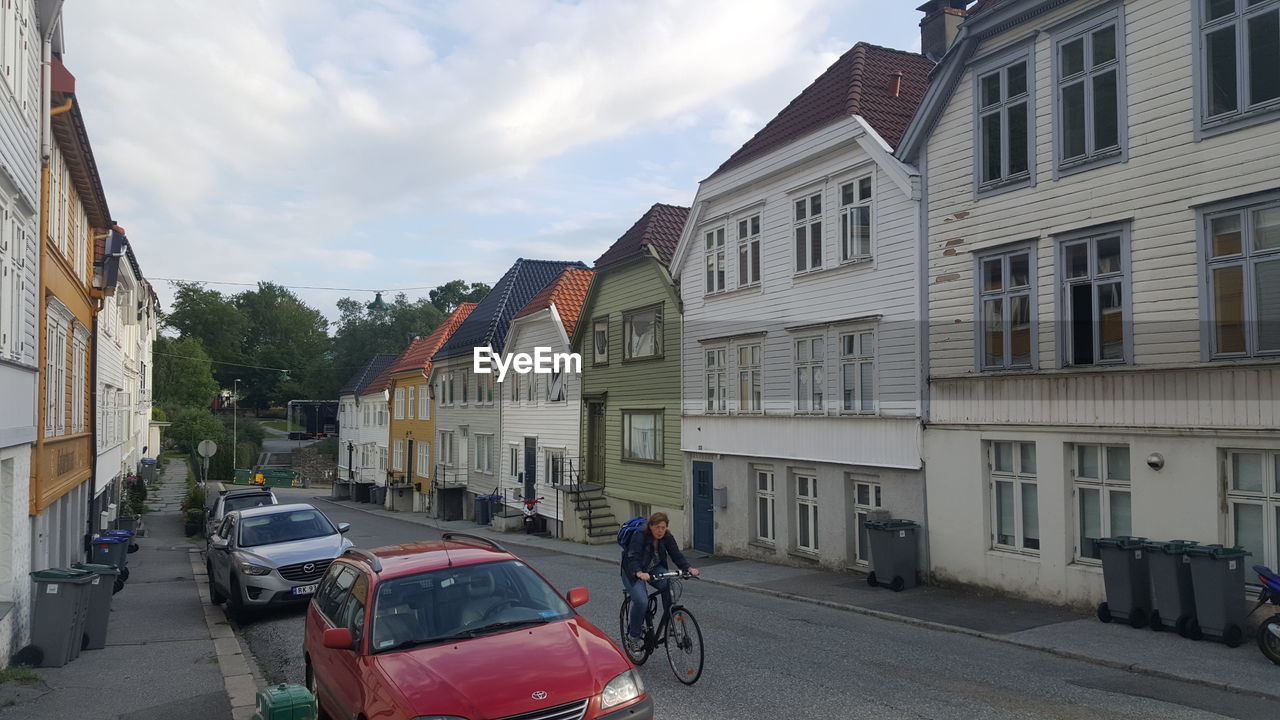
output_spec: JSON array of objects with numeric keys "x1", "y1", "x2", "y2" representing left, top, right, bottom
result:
[{"x1": 617, "y1": 569, "x2": 704, "y2": 685}]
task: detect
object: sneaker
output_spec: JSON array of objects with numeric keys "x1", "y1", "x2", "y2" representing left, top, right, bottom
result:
[{"x1": 625, "y1": 634, "x2": 644, "y2": 653}]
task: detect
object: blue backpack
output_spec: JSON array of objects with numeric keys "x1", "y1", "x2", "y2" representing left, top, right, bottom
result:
[{"x1": 617, "y1": 516, "x2": 647, "y2": 549}]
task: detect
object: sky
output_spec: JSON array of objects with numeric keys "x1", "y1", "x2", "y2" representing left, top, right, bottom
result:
[{"x1": 65, "y1": 0, "x2": 924, "y2": 323}]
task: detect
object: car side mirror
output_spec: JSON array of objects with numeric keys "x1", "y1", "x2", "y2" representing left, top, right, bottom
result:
[
  {"x1": 323, "y1": 627, "x2": 355, "y2": 651},
  {"x1": 337, "y1": 522, "x2": 351, "y2": 534},
  {"x1": 210, "y1": 538, "x2": 229, "y2": 551},
  {"x1": 567, "y1": 587, "x2": 589, "y2": 608}
]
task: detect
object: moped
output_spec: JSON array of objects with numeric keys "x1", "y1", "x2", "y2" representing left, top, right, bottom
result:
[
  {"x1": 1249, "y1": 564, "x2": 1280, "y2": 665},
  {"x1": 521, "y1": 495, "x2": 543, "y2": 534}
]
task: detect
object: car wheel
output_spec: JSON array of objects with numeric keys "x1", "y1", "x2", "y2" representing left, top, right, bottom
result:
[
  {"x1": 305, "y1": 659, "x2": 332, "y2": 720},
  {"x1": 227, "y1": 576, "x2": 249, "y2": 624},
  {"x1": 208, "y1": 562, "x2": 226, "y2": 605}
]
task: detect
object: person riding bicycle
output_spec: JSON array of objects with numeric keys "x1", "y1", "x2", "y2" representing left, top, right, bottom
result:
[{"x1": 621, "y1": 512, "x2": 698, "y2": 650}]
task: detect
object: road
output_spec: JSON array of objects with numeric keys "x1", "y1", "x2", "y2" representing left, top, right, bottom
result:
[{"x1": 226, "y1": 488, "x2": 1274, "y2": 720}]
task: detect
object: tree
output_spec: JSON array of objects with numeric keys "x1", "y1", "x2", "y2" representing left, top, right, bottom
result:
[
  {"x1": 234, "y1": 282, "x2": 333, "y2": 410},
  {"x1": 164, "y1": 282, "x2": 249, "y2": 389},
  {"x1": 429, "y1": 280, "x2": 490, "y2": 314},
  {"x1": 153, "y1": 336, "x2": 220, "y2": 409},
  {"x1": 331, "y1": 292, "x2": 444, "y2": 379}
]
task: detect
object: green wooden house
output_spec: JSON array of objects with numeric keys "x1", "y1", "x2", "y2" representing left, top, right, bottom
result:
[{"x1": 569, "y1": 203, "x2": 690, "y2": 544}]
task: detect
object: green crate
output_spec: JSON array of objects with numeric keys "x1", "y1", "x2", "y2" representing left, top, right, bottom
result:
[
  {"x1": 252, "y1": 683, "x2": 316, "y2": 720},
  {"x1": 233, "y1": 468, "x2": 254, "y2": 485}
]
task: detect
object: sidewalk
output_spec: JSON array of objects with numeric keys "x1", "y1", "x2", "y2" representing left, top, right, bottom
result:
[
  {"x1": 318, "y1": 494, "x2": 1280, "y2": 703},
  {"x1": 0, "y1": 458, "x2": 256, "y2": 720}
]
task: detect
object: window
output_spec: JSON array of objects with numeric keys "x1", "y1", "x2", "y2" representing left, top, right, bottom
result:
[
  {"x1": 407, "y1": 386, "x2": 414, "y2": 419},
  {"x1": 976, "y1": 56, "x2": 1032, "y2": 187},
  {"x1": 737, "y1": 344, "x2": 762, "y2": 413},
  {"x1": 1204, "y1": 197, "x2": 1280, "y2": 357},
  {"x1": 440, "y1": 431, "x2": 454, "y2": 467},
  {"x1": 853, "y1": 479, "x2": 882, "y2": 565},
  {"x1": 1060, "y1": 229, "x2": 1128, "y2": 365},
  {"x1": 623, "y1": 307, "x2": 662, "y2": 359},
  {"x1": 794, "y1": 337, "x2": 824, "y2": 413},
  {"x1": 379, "y1": 447, "x2": 387, "y2": 472},
  {"x1": 394, "y1": 388, "x2": 405, "y2": 419},
  {"x1": 622, "y1": 410, "x2": 662, "y2": 462},
  {"x1": 0, "y1": 204, "x2": 27, "y2": 363},
  {"x1": 704, "y1": 348, "x2": 726, "y2": 414},
  {"x1": 1224, "y1": 449, "x2": 1280, "y2": 573},
  {"x1": 418, "y1": 384, "x2": 429, "y2": 419},
  {"x1": 795, "y1": 474, "x2": 818, "y2": 552},
  {"x1": 527, "y1": 372, "x2": 536, "y2": 403},
  {"x1": 1073, "y1": 444, "x2": 1131, "y2": 561},
  {"x1": 989, "y1": 441, "x2": 1039, "y2": 553},
  {"x1": 363, "y1": 403, "x2": 370, "y2": 425},
  {"x1": 545, "y1": 448, "x2": 565, "y2": 485},
  {"x1": 416, "y1": 441, "x2": 429, "y2": 478},
  {"x1": 475, "y1": 434, "x2": 494, "y2": 473},
  {"x1": 704, "y1": 227, "x2": 726, "y2": 294},
  {"x1": 482, "y1": 372, "x2": 494, "y2": 404},
  {"x1": 839, "y1": 331, "x2": 875, "y2": 413},
  {"x1": 547, "y1": 369, "x2": 566, "y2": 403},
  {"x1": 508, "y1": 445, "x2": 519, "y2": 480},
  {"x1": 593, "y1": 318, "x2": 609, "y2": 364},
  {"x1": 461, "y1": 371, "x2": 469, "y2": 404},
  {"x1": 755, "y1": 469, "x2": 776, "y2": 543},
  {"x1": 978, "y1": 245, "x2": 1036, "y2": 369},
  {"x1": 737, "y1": 215, "x2": 761, "y2": 286},
  {"x1": 839, "y1": 176, "x2": 873, "y2": 262},
  {"x1": 45, "y1": 305, "x2": 69, "y2": 435},
  {"x1": 509, "y1": 373, "x2": 520, "y2": 402},
  {"x1": 1197, "y1": 0, "x2": 1280, "y2": 132},
  {"x1": 72, "y1": 332, "x2": 87, "y2": 434},
  {"x1": 1055, "y1": 12, "x2": 1124, "y2": 167},
  {"x1": 793, "y1": 192, "x2": 823, "y2": 272},
  {"x1": 393, "y1": 439, "x2": 404, "y2": 471}
]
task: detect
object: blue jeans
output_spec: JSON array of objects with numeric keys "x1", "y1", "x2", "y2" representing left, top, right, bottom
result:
[{"x1": 623, "y1": 575, "x2": 671, "y2": 638}]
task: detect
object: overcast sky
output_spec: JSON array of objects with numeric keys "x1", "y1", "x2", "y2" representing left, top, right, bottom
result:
[{"x1": 65, "y1": 0, "x2": 922, "y2": 321}]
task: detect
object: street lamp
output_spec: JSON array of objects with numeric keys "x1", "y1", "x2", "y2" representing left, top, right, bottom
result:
[{"x1": 233, "y1": 378, "x2": 241, "y2": 469}]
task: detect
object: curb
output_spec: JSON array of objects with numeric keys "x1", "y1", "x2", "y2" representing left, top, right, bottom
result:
[
  {"x1": 189, "y1": 549, "x2": 264, "y2": 720},
  {"x1": 317, "y1": 495, "x2": 1280, "y2": 704}
]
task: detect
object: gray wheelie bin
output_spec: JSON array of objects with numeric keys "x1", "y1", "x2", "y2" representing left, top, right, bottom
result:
[
  {"x1": 70, "y1": 563, "x2": 120, "y2": 650},
  {"x1": 1143, "y1": 540, "x2": 1198, "y2": 635},
  {"x1": 28, "y1": 568, "x2": 96, "y2": 666},
  {"x1": 864, "y1": 519, "x2": 920, "y2": 591},
  {"x1": 1095, "y1": 536, "x2": 1151, "y2": 628},
  {"x1": 1185, "y1": 544, "x2": 1250, "y2": 646},
  {"x1": 91, "y1": 535, "x2": 131, "y2": 582}
]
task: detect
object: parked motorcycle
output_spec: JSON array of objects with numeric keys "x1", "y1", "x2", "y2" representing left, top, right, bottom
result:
[{"x1": 1249, "y1": 565, "x2": 1280, "y2": 665}]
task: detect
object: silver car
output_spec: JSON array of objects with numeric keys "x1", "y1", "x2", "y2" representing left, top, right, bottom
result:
[
  {"x1": 206, "y1": 503, "x2": 353, "y2": 622},
  {"x1": 206, "y1": 486, "x2": 278, "y2": 538}
]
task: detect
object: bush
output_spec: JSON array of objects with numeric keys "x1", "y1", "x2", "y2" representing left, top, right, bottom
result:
[
  {"x1": 255, "y1": 407, "x2": 287, "y2": 420},
  {"x1": 122, "y1": 476, "x2": 148, "y2": 515},
  {"x1": 312, "y1": 437, "x2": 338, "y2": 460}
]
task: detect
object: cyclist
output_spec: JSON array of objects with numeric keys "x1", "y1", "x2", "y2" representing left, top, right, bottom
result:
[{"x1": 621, "y1": 512, "x2": 699, "y2": 651}]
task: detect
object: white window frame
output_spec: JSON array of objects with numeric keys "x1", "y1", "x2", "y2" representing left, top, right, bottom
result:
[
  {"x1": 736, "y1": 214, "x2": 761, "y2": 287},
  {"x1": 989, "y1": 441, "x2": 1039, "y2": 555},
  {"x1": 394, "y1": 387, "x2": 405, "y2": 419},
  {"x1": 622, "y1": 410, "x2": 662, "y2": 463},
  {"x1": 1072, "y1": 443, "x2": 1132, "y2": 563},
  {"x1": 474, "y1": 434, "x2": 494, "y2": 474},
  {"x1": 45, "y1": 304, "x2": 69, "y2": 435},
  {"x1": 623, "y1": 306, "x2": 662, "y2": 360},
  {"x1": 793, "y1": 336, "x2": 825, "y2": 414},
  {"x1": 852, "y1": 479, "x2": 882, "y2": 566},
  {"x1": 545, "y1": 447, "x2": 565, "y2": 486},
  {"x1": 794, "y1": 473, "x2": 819, "y2": 553},
  {"x1": 1224, "y1": 449, "x2": 1280, "y2": 574},
  {"x1": 547, "y1": 369, "x2": 566, "y2": 403},
  {"x1": 736, "y1": 343, "x2": 762, "y2": 414},
  {"x1": 416, "y1": 441, "x2": 430, "y2": 478},
  {"x1": 440, "y1": 431, "x2": 455, "y2": 467},
  {"x1": 393, "y1": 439, "x2": 404, "y2": 471},
  {"x1": 592, "y1": 317, "x2": 609, "y2": 364},
  {"x1": 407, "y1": 386, "x2": 415, "y2": 419},
  {"x1": 418, "y1": 383, "x2": 429, "y2": 419},
  {"x1": 1194, "y1": 0, "x2": 1280, "y2": 136},
  {"x1": 704, "y1": 226, "x2": 726, "y2": 294},
  {"x1": 792, "y1": 191, "x2": 823, "y2": 273},
  {"x1": 508, "y1": 444, "x2": 519, "y2": 480},
  {"x1": 839, "y1": 329, "x2": 875, "y2": 414},
  {"x1": 1201, "y1": 193, "x2": 1280, "y2": 359},
  {"x1": 755, "y1": 468, "x2": 776, "y2": 544},
  {"x1": 838, "y1": 175, "x2": 873, "y2": 263},
  {"x1": 71, "y1": 328, "x2": 87, "y2": 434},
  {"x1": 1057, "y1": 225, "x2": 1131, "y2": 367},
  {"x1": 704, "y1": 347, "x2": 726, "y2": 414}
]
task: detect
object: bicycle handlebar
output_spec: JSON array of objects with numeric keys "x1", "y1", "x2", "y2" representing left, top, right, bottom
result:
[{"x1": 647, "y1": 569, "x2": 699, "y2": 580}]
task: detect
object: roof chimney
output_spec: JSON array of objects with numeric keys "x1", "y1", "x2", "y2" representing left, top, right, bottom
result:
[
  {"x1": 889, "y1": 71, "x2": 903, "y2": 98},
  {"x1": 917, "y1": 0, "x2": 969, "y2": 62}
]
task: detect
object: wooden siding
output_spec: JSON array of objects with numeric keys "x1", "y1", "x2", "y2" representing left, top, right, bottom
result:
[
  {"x1": 499, "y1": 310, "x2": 581, "y2": 521},
  {"x1": 685, "y1": 415, "x2": 922, "y2": 469},
  {"x1": 575, "y1": 258, "x2": 684, "y2": 509},
  {"x1": 924, "y1": 0, "x2": 1280, "y2": 423},
  {"x1": 431, "y1": 354, "x2": 501, "y2": 489},
  {"x1": 7, "y1": 0, "x2": 40, "y2": 370},
  {"x1": 387, "y1": 373, "x2": 434, "y2": 489}
]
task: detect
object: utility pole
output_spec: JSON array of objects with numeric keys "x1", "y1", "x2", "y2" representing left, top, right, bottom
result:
[{"x1": 233, "y1": 378, "x2": 241, "y2": 469}]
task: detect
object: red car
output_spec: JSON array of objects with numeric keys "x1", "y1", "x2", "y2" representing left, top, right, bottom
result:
[{"x1": 303, "y1": 533, "x2": 653, "y2": 720}]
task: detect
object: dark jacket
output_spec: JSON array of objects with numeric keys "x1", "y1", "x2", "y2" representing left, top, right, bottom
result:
[{"x1": 621, "y1": 530, "x2": 690, "y2": 581}]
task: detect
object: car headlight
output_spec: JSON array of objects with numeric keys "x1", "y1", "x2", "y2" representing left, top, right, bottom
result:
[
  {"x1": 600, "y1": 668, "x2": 644, "y2": 710},
  {"x1": 239, "y1": 562, "x2": 272, "y2": 576}
]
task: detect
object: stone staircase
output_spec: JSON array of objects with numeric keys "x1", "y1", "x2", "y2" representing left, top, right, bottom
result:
[{"x1": 566, "y1": 483, "x2": 619, "y2": 545}]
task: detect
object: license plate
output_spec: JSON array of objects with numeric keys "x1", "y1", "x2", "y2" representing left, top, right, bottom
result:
[{"x1": 292, "y1": 584, "x2": 319, "y2": 596}]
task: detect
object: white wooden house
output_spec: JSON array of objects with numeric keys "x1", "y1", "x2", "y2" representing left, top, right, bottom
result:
[
  {"x1": 336, "y1": 354, "x2": 396, "y2": 489},
  {"x1": 670, "y1": 43, "x2": 935, "y2": 571},
  {"x1": 901, "y1": 0, "x2": 1280, "y2": 606}
]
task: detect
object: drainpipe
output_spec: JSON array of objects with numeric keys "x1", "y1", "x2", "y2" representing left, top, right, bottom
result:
[{"x1": 85, "y1": 293, "x2": 100, "y2": 560}]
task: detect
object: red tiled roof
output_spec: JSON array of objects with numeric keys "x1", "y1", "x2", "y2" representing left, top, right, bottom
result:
[
  {"x1": 594, "y1": 203, "x2": 690, "y2": 269},
  {"x1": 382, "y1": 303, "x2": 478, "y2": 380},
  {"x1": 709, "y1": 43, "x2": 934, "y2": 178},
  {"x1": 514, "y1": 267, "x2": 594, "y2": 336}
]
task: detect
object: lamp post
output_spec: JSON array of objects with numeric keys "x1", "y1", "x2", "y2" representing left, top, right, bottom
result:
[{"x1": 233, "y1": 378, "x2": 241, "y2": 469}]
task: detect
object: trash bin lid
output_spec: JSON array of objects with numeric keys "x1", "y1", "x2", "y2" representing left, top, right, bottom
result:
[
  {"x1": 102, "y1": 529, "x2": 135, "y2": 538},
  {"x1": 30, "y1": 568, "x2": 96, "y2": 583},
  {"x1": 1095, "y1": 536, "x2": 1147, "y2": 549},
  {"x1": 1142, "y1": 539, "x2": 1198, "y2": 554},
  {"x1": 140, "y1": 458, "x2": 156, "y2": 464},
  {"x1": 1185, "y1": 544, "x2": 1250, "y2": 558},
  {"x1": 71, "y1": 562, "x2": 120, "y2": 575},
  {"x1": 92, "y1": 535, "x2": 130, "y2": 544},
  {"x1": 865, "y1": 519, "x2": 919, "y2": 531}
]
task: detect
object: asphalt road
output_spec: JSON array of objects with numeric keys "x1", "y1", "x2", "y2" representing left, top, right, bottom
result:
[{"x1": 226, "y1": 488, "x2": 1275, "y2": 720}]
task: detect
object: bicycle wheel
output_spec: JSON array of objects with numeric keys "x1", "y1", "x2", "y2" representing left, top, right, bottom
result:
[
  {"x1": 664, "y1": 605, "x2": 704, "y2": 685},
  {"x1": 618, "y1": 596, "x2": 650, "y2": 665}
]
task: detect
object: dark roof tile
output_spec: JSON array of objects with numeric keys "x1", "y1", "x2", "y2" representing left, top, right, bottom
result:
[
  {"x1": 339, "y1": 354, "x2": 398, "y2": 397},
  {"x1": 594, "y1": 203, "x2": 690, "y2": 268}
]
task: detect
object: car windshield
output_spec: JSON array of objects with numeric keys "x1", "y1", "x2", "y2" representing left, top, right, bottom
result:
[
  {"x1": 369, "y1": 560, "x2": 574, "y2": 654},
  {"x1": 224, "y1": 494, "x2": 273, "y2": 513},
  {"x1": 238, "y1": 509, "x2": 335, "y2": 547}
]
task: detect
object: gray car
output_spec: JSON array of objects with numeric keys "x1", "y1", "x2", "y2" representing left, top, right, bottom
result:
[
  {"x1": 205, "y1": 486, "x2": 278, "y2": 538},
  {"x1": 206, "y1": 503, "x2": 353, "y2": 622}
]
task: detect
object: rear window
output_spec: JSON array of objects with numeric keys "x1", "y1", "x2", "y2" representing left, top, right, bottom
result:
[
  {"x1": 224, "y1": 494, "x2": 273, "y2": 513},
  {"x1": 239, "y1": 509, "x2": 335, "y2": 547}
]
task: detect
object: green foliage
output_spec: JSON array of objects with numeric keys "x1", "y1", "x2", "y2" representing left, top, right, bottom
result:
[
  {"x1": 165, "y1": 282, "x2": 249, "y2": 389},
  {"x1": 429, "y1": 279, "x2": 491, "y2": 314},
  {"x1": 153, "y1": 335, "x2": 220, "y2": 409},
  {"x1": 122, "y1": 476, "x2": 148, "y2": 516},
  {"x1": 151, "y1": 406, "x2": 168, "y2": 422},
  {"x1": 234, "y1": 282, "x2": 333, "y2": 410},
  {"x1": 0, "y1": 666, "x2": 38, "y2": 683},
  {"x1": 255, "y1": 407, "x2": 287, "y2": 420},
  {"x1": 330, "y1": 292, "x2": 444, "y2": 385},
  {"x1": 169, "y1": 409, "x2": 263, "y2": 482},
  {"x1": 312, "y1": 437, "x2": 338, "y2": 460}
]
